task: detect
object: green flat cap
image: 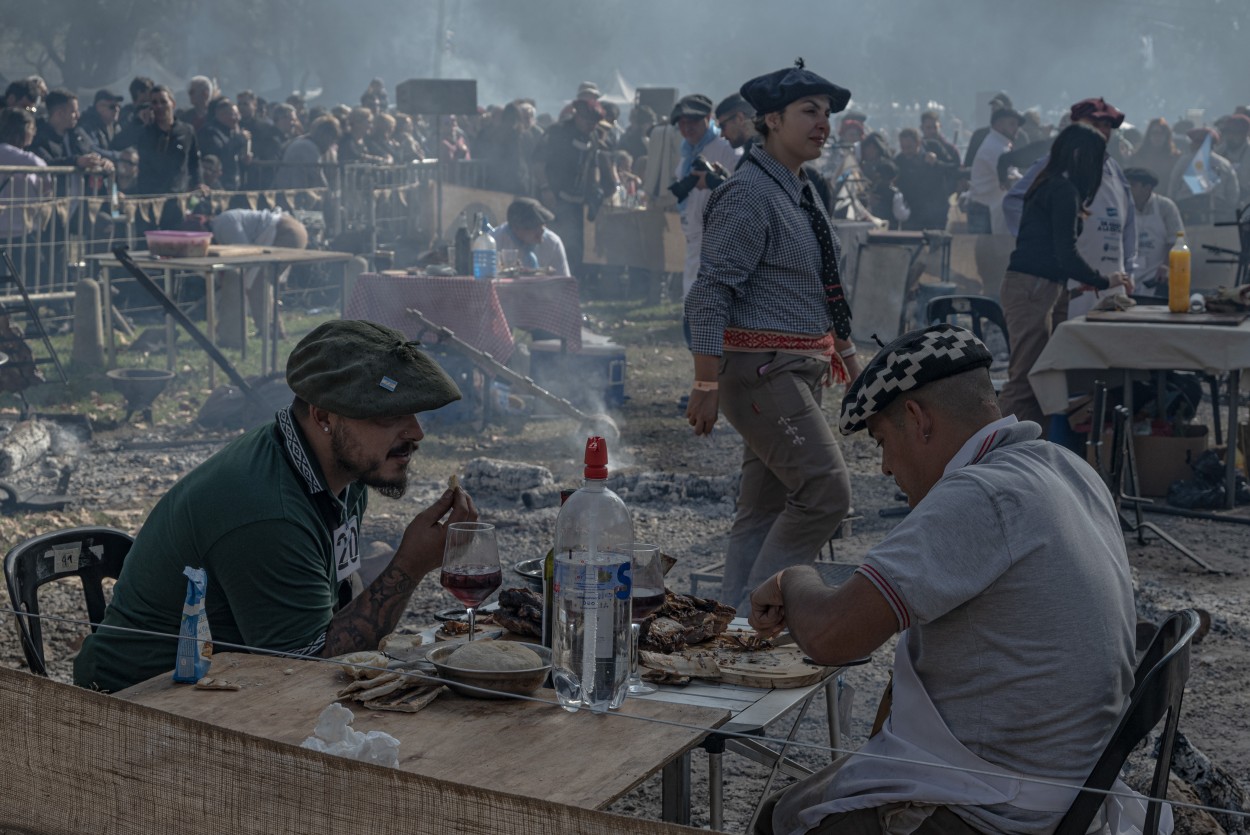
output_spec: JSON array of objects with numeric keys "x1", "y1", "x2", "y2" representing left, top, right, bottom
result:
[{"x1": 286, "y1": 320, "x2": 461, "y2": 418}]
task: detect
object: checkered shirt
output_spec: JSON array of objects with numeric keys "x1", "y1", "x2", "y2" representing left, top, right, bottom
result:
[
  {"x1": 838, "y1": 325, "x2": 993, "y2": 435},
  {"x1": 684, "y1": 144, "x2": 843, "y2": 356}
]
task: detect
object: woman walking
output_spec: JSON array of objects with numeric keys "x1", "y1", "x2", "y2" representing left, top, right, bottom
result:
[{"x1": 684, "y1": 60, "x2": 859, "y2": 611}]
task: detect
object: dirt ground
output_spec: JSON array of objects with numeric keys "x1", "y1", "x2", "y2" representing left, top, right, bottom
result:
[{"x1": 1, "y1": 308, "x2": 1247, "y2": 833}]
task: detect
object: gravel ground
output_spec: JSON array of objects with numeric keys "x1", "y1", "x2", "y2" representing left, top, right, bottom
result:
[{"x1": 1, "y1": 314, "x2": 1247, "y2": 834}]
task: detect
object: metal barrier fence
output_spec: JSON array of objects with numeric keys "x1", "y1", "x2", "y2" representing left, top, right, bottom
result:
[{"x1": 0, "y1": 158, "x2": 483, "y2": 316}]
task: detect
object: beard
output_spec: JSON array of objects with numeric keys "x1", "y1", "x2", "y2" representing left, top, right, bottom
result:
[{"x1": 329, "y1": 422, "x2": 412, "y2": 499}]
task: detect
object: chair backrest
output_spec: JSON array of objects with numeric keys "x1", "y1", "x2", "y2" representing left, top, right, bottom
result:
[
  {"x1": 1053, "y1": 610, "x2": 1201, "y2": 835},
  {"x1": 925, "y1": 294, "x2": 1010, "y2": 346},
  {"x1": 3, "y1": 526, "x2": 133, "y2": 676}
]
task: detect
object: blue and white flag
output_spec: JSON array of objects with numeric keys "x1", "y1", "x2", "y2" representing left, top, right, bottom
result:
[{"x1": 1182, "y1": 133, "x2": 1216, "y2": 196}]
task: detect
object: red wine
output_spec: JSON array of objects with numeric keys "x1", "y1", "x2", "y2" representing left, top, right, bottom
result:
[
  {"x1": 631, "y1": 588, "x2": 665, "y2": 621},
  {"x1": 441, "y1": 566, "x2": 502, "y2": 607}
]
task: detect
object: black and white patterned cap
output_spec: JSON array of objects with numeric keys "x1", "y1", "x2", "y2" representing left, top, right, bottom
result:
[{"x1": 838, "y1": 324, "x2": 993, "y2": 435}]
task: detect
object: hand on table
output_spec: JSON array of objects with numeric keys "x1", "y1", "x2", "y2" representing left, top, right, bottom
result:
[
  {"x1": 1108, "y1": 271, "x2": 1134, "y2": 294},
  {"x1": 748, "y1": 571, "x2": 788, "y2": 640}
]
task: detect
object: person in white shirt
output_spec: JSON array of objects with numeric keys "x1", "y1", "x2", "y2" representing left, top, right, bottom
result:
[
  {"x1": 965, "y1": 108, "x2": 1022, "y2": 233},
  {"x1": 490, "y1": 197, "x2": 571, "y2": 276},
  {"x1": 1124, "y1": 167, "x2": 1184, "y2": 298},
  {"x1": 753, "y1": 325, "x2": 1152, "y2": 835},
  {"x1": 670, "y1": 94, "x2": 740, "y2": 300},
  {"x1": 207, "y1": 207, "x2": 308, "y2": 336}
]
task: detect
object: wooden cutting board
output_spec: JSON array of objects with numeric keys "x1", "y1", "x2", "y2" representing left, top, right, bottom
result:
[
  {"x1": 643, "y1": 636, "x2": 832, "y2": 689},
  {"x1": 1086, "y1": 305, "x2": 1249, "y2": 326}
]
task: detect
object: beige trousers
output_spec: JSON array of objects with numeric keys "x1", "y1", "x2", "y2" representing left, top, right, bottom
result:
[
  {"x1": 998, "y1": 270, "x2": 1066, "y2": 429},
  {"x1": 717, "y1": 351, "x2": 851, "y2": 611}
]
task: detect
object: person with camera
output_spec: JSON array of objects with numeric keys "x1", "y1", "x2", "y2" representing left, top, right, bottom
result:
[
  {"x1": 684, "y1": 61, "x2": 859, "y2": 612},
  {"x1": 670, "y1": 93, "x2": 739, "y2": 300}
]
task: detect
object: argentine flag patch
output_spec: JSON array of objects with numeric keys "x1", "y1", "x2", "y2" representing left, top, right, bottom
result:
[{"x1": 379, "y1": 376, "x2": 398, "y2": 392}]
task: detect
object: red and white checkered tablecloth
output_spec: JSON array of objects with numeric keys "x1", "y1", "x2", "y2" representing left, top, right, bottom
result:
[
  {"x1": 344, "y1": 274, "x2": 516, "y2": 363},
  {"x1": 494, "y1": 276, "x2": 582, "y2": 352}
]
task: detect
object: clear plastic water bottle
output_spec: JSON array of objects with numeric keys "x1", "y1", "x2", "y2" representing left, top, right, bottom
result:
[
  {"x1": 551, "y1": 437, "x2": 634, "y2": 712},
  {"x1": 471, "y1": 215, "x2": 497, "y2": 280}
]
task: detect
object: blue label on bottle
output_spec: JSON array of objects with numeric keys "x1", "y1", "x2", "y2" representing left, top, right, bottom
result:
[{"x1": 615, "y1": 562, "x2": 632, "y2": 600}]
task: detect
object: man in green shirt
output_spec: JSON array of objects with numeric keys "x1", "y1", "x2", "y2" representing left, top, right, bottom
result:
[{"x1": 75, "y1": 320, "x2": 471, "y2": 692}]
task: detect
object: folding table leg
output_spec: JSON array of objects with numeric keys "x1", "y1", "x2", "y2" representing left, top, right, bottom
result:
[
  {"x1": 707, "y1": 739, "x2": 724, "y2": 832},
  {"x1": 825, "y1": 675, "x2": 841, "y2": 755},
  {"x1": 661, "y1": 750, "x2": 691, "y2": 825}
]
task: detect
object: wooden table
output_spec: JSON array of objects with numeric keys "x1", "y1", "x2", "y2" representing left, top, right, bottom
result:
[
  {"x1": 119, "y1": 652, "x2": 730, "y2": 814},
  {"x1": 1030, "y1": 313, "x2": 1250, "y2": 509},
  {"x1": 90, "y1": 246, "x2": 354, "y2": 379}
]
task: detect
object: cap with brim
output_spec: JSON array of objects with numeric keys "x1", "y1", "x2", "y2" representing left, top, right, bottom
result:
[
  {"x1": 670, "y1": 94, "x2": 714, "y2": 125},
  {"x1": 740, "y1": 59, "x2": 851, "y2": 116},
  {"x1": 838, "y1": 324, "x2": 992, "y2": 435},
  {"x1": 287, "y1": 320, "x2": 461, "y2": 419},
  {"x1": 507, "y1": 197, "x2": 555, "y2": 228},
  {"x1": 715, "y1": 93, "x2": 754, "y2": 120},
  {"x1": 577, "y1": 82, "x2": 601, "y2": 99},
  {"x1": 1069, "y1": 97, "x2": 1125, "y2": 129},
  {"x1": 94, "y1": 89, "x2": 124, "y2": 104}
]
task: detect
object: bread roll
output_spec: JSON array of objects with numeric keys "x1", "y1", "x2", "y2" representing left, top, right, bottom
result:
[{"x1": 447, "y1": 641, "x2": 542, "y2": 671}]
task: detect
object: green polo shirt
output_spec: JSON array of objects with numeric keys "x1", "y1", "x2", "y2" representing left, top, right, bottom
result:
[{"x1": 74, "y1": 407, "x2": 368, "y2": 693}]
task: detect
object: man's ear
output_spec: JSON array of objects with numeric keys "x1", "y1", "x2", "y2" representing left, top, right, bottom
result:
[{"x1": 903, "y1": 399, "x2": 933, "y2": 441}]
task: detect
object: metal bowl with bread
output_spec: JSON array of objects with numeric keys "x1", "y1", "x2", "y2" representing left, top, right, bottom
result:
[{"x1": 426, "y1": 641, "x2": 551, "y2": 699}]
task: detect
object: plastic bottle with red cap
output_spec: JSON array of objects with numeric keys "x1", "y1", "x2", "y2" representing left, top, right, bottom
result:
[{"x1": 551, "y1": 436, "x2": 634, "y2": 712}]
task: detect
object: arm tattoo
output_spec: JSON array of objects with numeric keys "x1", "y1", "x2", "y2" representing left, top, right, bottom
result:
[{"x1": 320, "y1": 562, "x2": 418, "y2": 657}]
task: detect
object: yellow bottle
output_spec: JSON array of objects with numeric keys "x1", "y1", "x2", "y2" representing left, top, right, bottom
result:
[{"x1": 1168, "y1": 232, "x2": 1191, "y2": 313}]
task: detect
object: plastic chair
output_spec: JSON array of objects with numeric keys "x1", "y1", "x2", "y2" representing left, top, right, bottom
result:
[
  {"x1": 925, "y1": 294, "x2": 1010, "y2": 345},
  {"x1": 3, "y1": 526, "x2": 133, "y2": 676},
  {"x1": 1053, "y1": 609, "x2": 1202, "y2": 835}
]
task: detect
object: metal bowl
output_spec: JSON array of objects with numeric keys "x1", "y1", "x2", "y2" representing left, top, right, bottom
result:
[
  {"x1": 427, "y1": 641, "x2": 551, "y2": 699},
  {"x1": 512, "y1": 558, "x2": 544, "y2": 593}
]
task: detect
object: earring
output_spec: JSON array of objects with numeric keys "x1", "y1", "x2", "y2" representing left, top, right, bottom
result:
[{"x1": 322, "y1": 425, "x2": 330, "y2": 433}]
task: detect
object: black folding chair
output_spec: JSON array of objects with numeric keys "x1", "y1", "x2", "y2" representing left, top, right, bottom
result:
[
  {"x1": 925, "y1": 294, "x2": 1010, "y2": 345},
  {"x1": 1053, "y1": 609, "x2": 1202, "y2": 835},
  {"x1": 3, "y1": 526, "x2": 133, "y2": 676}
]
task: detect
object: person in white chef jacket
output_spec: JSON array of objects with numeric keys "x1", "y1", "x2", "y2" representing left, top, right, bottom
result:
[
  {"x1": 1004, "y1": 97, "x2": 1137, "y2": 320},
  {"x1": 1123, "y1": 167, "x2": 1184, "y2": 299}
]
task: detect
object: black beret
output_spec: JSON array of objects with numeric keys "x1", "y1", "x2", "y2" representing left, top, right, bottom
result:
[
  {"x1": 287, "y1": 320, "x2": 461, "y2": 419},
  {"x1": 715, "y1": 93, "x2": 754, "y2": 120},
  {"x1": 739, "y1": 59, "x2": 851, "y2": 116},
  {"x1": 838, "y1": 324, "x2": 992, "y2": 435},
  {"x1": 670, "y1": 93, "x2": 714, "y2": 125}
]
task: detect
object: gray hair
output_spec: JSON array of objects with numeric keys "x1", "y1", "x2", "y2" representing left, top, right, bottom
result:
[{"x1": 188, "y1": 75, "x2": 215, "y2": 95}]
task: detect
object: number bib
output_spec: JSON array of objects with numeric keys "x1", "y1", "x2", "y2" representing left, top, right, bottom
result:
[{"x1": 333, "y1": 515, "x2": 361, "y2": 582}]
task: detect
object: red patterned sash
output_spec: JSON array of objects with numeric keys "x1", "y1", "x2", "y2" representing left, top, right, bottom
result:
[{"x1": 723, "y1": 328, "x2": 849, "y2": 385}]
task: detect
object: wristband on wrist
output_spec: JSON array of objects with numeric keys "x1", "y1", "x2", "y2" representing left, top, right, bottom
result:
[
  {"x1": 838, "y1": 346, "x2": 858, "y2": 359},
  {"x1": 692, "y1": 380, "x2": 719, "y2": 392}
]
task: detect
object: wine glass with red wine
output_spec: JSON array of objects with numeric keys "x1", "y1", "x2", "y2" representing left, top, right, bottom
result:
[
  {"x1": 627, "y1": 543, "x2": 665, "y2": 696},
  {"x1": 440, "y1": 522, "x2": 502, "y2": 642}
]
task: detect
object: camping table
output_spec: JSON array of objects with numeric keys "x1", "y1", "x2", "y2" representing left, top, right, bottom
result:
[
  {"x1": 344, "y1": 273, "x2": 583, "y2": 361},
  {"x1": 1029, "y1": 314, "x2": 1250, "y2": 510},
  {"x1": 89, "y1": 246, "x2": 354, "y2": 380},
  {"x1": 117, "y1": 652, "x2": 729, "y2": 818}
]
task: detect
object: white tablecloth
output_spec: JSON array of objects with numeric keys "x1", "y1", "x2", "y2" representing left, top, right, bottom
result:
[{"x1": 1029, "y1": 316, "x2": 1250, "y2": 414}]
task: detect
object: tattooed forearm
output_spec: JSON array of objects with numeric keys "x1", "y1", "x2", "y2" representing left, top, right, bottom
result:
[{"x1": 320, "y1": 562, "x2": 419, "y2": 657}]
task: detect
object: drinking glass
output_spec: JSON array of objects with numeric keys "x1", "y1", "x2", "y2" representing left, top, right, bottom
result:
[
  {"x1": 498, "y1": 248, "x2": 519, "y2": 273},
  {"x1": 439, "y1": 522, "x2": 502, "y2": 641},
  {"x1": 627, "y1": 543, "x2": 665, "y2": 696}
]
